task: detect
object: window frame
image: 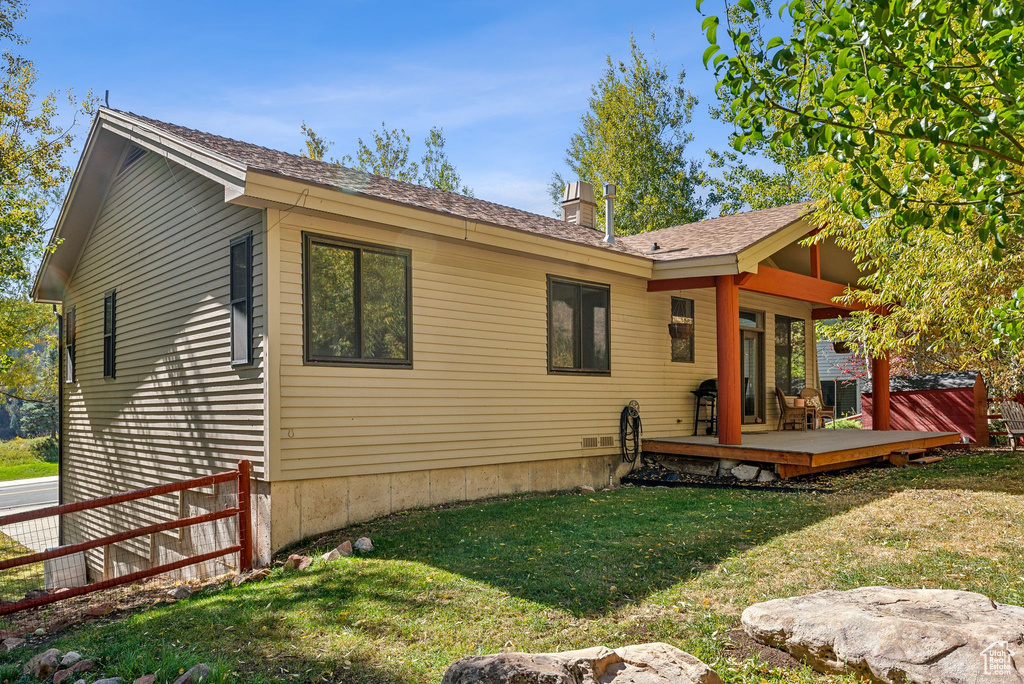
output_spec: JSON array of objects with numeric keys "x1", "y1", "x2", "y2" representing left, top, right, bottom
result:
[
  {"x1": 229, "y1": 232, "x2": 254, "y2": 367},
  {"x1": 64, "y1": 305, "x2": 76, "y2": 384},
  {"x1": 669, "y1": 296, "x2": 695, "y2": 364},
  {"x1": 103, "y1": 290, "x2": 116, "y2": 379},
  {"x1": 302, "y1": 232, "x2": 413, "y2": 368},
  {"x1": 546, "y1": 275, "x2": 612, "y2": 376},
  {"x1": 774, "y1": 314, "x2": 807, "y2": 395}
]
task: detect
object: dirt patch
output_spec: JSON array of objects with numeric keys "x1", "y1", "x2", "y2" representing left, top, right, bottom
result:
[{"x1": 724, "y1": 628, "x2": 803, "y2": 671}]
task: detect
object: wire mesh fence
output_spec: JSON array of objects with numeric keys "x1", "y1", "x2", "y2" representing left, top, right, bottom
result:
[{"x1": 0, "y1": 460, "x2": 252, "y2": 615}]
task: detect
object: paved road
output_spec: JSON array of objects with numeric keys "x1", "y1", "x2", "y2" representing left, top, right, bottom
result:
[
  {"x1": 0, "y1": 477, "x2": 59, "y2": 551},
  {"x1": 0, "y1": 477, "x2": 58, "y2": 511}
]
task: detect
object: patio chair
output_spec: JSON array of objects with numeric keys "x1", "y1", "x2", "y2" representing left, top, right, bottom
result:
[
  {"x1": 999, "y1": 401, "x2": 1024, "y2": 451},
  {"x1": 775, "y1": 386, "x2": 812, "y2": 431},
  {"x1": 801, "y1": 387, "x2": 836, "y2": 428}
]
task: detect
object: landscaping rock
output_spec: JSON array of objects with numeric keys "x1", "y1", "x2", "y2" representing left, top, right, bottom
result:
[
  {"x1": 85, "y1": 602, "x2": 113, "y2": 616},
  {"x1": 284, "y1": 554, "x2": 312, "y2": 570},
  {"x1": 93, "y1": 678, "x2": 122, "y2": 684},
  {"x1": 73, "y1": 680, "x2": 85, "y2": 684},
  {"x1": 322, "y1": 540, "x2": 353, "y2": 562},
  {"x1": 33, "y1": 627, "x2": 45, "y2": 635},
  {"x1": 717, "y1": 459, "x2": 742, "y2": 476},
  {"x1": 69, "y1": 658, "x2": 95, "y2": 675},
  {"x1": 1, "y1": 637, "x2": 25, "y2": 651},
  {"x1": 575, "y1": 485, "x2": 596, "y2": 494},
  {"x1": 757, "y1": 469, "x2": 778, "y2": 483},
  {"x1": 133, "y1": 675, "x2": 156, "y2": 684},
  {"x1": 231, "y1": 567, "x2": 271, "y2": 586},
  {"x1": 353, "y1": 537, "x2": 374, "y2": 553},
  {"x1": 742, "y1": 586, "x2": 1024, "y2": 683},
  {"x1": 172, "y1": 663, "x2": 211, "y2": 684},
  {"x1": 60, "y1": 651, "x2": 82, "y2": 667},
  {"x1": 167, "y1": 586, "x2": 192, "y2": 600},
  {"x1": 731, "y1": 464, "x2": 760, "y2": 481},
  {"x1": 663, "y1": 456, "x2": 719, "y2": 477},
  {"x1": 442, "y1": 642, "x2": 722, "y2": 684},
  {"x1": 53, "y1": 669, "x2": 73, "y2": 684},
  {"x1": 24, "y1": 647, "x2": 61, "y2": 680}
]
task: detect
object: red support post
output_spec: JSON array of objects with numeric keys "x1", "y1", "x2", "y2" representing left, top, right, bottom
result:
[
  {"x1": 809, "y1": 242, "x2": 821, "y2": 279},
  {"x1": 716, "y1": 274, "x2": 742, "y2": 445},
  {"x1": 871, "y1": 355, "x2": 891, "y2": 431},
  {"x1": 237, "y1": 459, "x2": 253, "y2": 572}
]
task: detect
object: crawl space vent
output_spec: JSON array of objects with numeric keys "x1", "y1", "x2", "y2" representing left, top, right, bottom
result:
[{"x1": 582, "y1": 436, "x2": 615, "y2": 449}]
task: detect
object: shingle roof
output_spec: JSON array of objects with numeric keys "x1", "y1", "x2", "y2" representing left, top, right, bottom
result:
[
  {"x1": 109, "y1": 109, "x2": 812, "y2": 264},
  {"x1": 617, "y1": 202, "x2": 813, "y2": 261},
  {"x1": 111, "y1": 109, "x2": 644, "y2": 257}
]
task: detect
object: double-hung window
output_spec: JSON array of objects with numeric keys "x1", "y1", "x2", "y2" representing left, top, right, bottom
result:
[
  {"x1": 775, "y1": 315, "x2": 806, "y2": 394},
  {"x1": 303, "y1": 233, "x2": 412, "y2": 366},
  {"x1": 103, "y1": 291, "x2": 116, "y2": 379},
  {"x1": 230, "y1": 232, "x2": 253, "y2": 366},
  {"x1": 547, "y1": 276, "x2": 610, "y2": 374}
]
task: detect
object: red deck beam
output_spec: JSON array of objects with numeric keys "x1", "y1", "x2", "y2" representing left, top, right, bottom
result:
[{"x1": 649, "y1": 266, "x2": 862, "y2": 310}]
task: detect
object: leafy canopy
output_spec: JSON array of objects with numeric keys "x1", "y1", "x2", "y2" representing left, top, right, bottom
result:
[
  {"x1": 551, "y1": 34, "x2": 707, "y2": 234},
  {"x1": 300, "y1": 122, "x2": 473, "y2": 195},
  {"x1": 699, "y1": 0, "x2": 1024, "y2": 253}
]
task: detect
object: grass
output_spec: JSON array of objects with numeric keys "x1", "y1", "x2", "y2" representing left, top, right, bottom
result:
[
  {"x1": 2, "y1": 450, "x2": 1023, "y2": 683},
  {"x1": 0, "y1": 437, "x2": 57, "y2": 481},
  {"x1": 829, "y1": 417, "x2": 863, "y2": 429}
]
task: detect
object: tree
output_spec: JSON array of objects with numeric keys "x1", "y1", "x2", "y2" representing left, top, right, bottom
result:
[
  {"x1": 550, "y1": 34, "x2": 707, "y2": 234},
  {"x1": 699, "y1": 0, "x2": 1024, "y2": 250},
  {"x1": 300, "y1": 123, "x2": 473, "y2": 195}
]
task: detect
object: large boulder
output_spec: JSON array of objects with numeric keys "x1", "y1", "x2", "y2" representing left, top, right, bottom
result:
[
  {"x1": 442, "y1": 642, "x2": 722, "y2": 684},
  {"x1": 742, "y1": 587, "x2": 1024, "y2": 683}
]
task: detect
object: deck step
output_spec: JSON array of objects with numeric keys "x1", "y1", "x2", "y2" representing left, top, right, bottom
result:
[
  {"x1": 910, "y1": 456, "x2": 944, "y2": 465},
  {"x1": 894, "y1": 448, "x2": 927, "y2": 456}
]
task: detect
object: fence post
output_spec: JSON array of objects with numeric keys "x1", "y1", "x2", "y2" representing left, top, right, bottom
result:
[{"x1": 237, "y1": 459, "x2": 253, "y2": 572}]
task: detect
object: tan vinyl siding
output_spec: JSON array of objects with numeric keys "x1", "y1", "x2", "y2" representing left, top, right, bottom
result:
[
  {"x1": 275, "y1": 212, "x2": 815, "y2": 481},
  {"x1": 61, "y1": 151, "x2": 265, "y2": 570}
]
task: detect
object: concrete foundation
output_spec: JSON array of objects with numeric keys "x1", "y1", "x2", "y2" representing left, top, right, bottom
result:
[{"x1": 262, "y1": 453, "x2": 627, "y2": 560}]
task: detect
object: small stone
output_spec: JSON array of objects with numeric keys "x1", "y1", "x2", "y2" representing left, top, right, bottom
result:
[
  {"x1": 167, "y1": 586, "x2": 192, "y2": 600},
  {"x1": 73, "y1": 680, "x2": 85, "y2": 684},
  {"x1": 69, "y1": 658, "x2": 96, "y2": 674},
  {"x1": 575, "y1": 485, "x2": 595, "y2": 494},
  {"x1": 232, "y1": 567, "x2": 271, "y2": 586},
  {"x1": 172, "y1": 663, "x2": 211, "y2": 684},
  {"x1": 321, "y1": 548, "x2": 340, "y2": 562},
  {"x1": 1, "y1": 637, "x2": 25, "y2": 651},
  {"x1": 337, "y1": 540, "x2": 353, "y2": 556},
  {"x1": 53, "y1": 669, "x2": 74, "y2": 684},
  {"x1": 717, "y1": 458, "x2": 743, "y2": 477},
  {"x1": 24, "y1": 588, "x2": 48, "y2": 599},
  {"x1": 757, "y1": 470, "x2": 778, "y2": 483},
  {"x1": 60, "y1": 651, "x2": 82, "y2": 667},
  {"x1": 353, "y1": 537, "x2": 374, "y2": 553},
  {"x1": 33, "y1": 627, "x2": 45, "y2": 635},
  {"x1": 133, "y1": 675, "x2": 157, "y2": 684},
  {"x1": 23, "y1": 647, "x2": 61, "y2": 679},
  {"x1": 85, "y1": 602, "x2": 113, "y2": 616},
  {"x1": 284, "y1": 554, "x2": 312, "y2": 570},
  {"x1": 731, "y1": 464, "x2": 760, "y2": 481},
  {"x1": 93, "y1": 678, "x2": 123, "y2": 684}
]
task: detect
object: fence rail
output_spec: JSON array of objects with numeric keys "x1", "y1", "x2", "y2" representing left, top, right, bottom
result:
[{"x1": 0, "y1": 460, "x2": 252, "y2": 616}]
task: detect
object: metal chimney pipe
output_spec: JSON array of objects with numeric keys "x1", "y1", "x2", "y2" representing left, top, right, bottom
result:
[{"x1": 603, "y1": 183, "x2": 617, "y2": 244}]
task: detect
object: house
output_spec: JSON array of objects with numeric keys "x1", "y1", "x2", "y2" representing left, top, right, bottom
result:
[
  {"x1": 32, "y1": 108, "x2": 955, "y2": 569},
  {"x1": 816, "y1": 337, "x2": 866, "y2": 417},
  {"x1": 863, "y1": 371, "x2": 988, "y2": 444}
]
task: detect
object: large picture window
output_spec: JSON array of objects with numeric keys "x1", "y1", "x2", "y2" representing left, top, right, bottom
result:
[
  {"x1": 670, "y1": 297, "x2": 694, "y2": 363},
  {"x1": 547, "y1": 276, "x2": 610, "y2": 374},
  {"x1": 230, "y1": 232, "x2": 253, "y2": 366},
  {"x1": 303, "y1": 233, "x2": 411, "y2": 366},
  {"x1": 775, "y1": 315, "x2": 806, "y2": 395}
]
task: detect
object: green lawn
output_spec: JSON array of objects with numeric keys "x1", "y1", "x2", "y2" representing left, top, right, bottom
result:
[
  {"x1": 2, "y1": 450, "x2": 1022, "y2": 683},
  {"x1": 0, "y1": 437, "x2": 57, "y2": 482}
]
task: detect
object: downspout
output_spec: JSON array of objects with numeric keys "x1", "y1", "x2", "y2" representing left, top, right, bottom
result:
[{"x1": 54, "y1": 304, "x2": 63, "y2": 544}]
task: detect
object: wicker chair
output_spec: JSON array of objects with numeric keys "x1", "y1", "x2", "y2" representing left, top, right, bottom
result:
[
  {"x1": 775, "y1": 386, "x2": 812, "y2": 431},
  {"x1": 801, "y1": 387, "x2": 836, "y2": 428},
  {"x1": 999, "y1": 401, "x2": 1024, "y2": 451}
]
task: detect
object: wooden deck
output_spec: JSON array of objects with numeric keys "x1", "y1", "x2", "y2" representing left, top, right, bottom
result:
[{"x1": 643, "y1": 429, "x2": 961, "y2": 478}]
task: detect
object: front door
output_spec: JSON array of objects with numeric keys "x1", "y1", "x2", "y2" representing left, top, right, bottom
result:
[{"x1": 739, "y1": 311, "x2": 765, "y2": 424}]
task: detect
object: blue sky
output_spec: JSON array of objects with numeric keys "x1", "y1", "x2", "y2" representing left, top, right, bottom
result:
[{"x1": 25, "y1": 0, "x2": 741, "y2": 216}]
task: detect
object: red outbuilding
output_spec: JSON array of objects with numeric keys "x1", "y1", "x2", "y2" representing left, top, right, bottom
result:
[{"x1": 863, "y1": 371, "x2": 988, "y2": 445}]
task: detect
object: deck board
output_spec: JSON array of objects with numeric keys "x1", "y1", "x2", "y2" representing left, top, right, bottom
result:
[{"x1": 643, "y1": 429, "x2": 961, "y2": 477}]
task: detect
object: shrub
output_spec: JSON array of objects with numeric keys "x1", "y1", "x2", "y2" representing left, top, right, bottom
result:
[{"x1": 31, "y1": 436, "x2": 58, "y2": 463}]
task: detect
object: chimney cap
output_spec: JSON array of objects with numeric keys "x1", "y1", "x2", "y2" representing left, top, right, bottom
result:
[
  {"x1": 603, "y1": 183, "x2": 616, "y2": 198},
  {"x1": 562, "y1": 181, "x2": 595, "y2": 205}
]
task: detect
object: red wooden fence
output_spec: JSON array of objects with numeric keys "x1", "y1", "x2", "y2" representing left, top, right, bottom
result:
[{"x1": 0, "y1": 460, "x2": 252, "y2": 615}]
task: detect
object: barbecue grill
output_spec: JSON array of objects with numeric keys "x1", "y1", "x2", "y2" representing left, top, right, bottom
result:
[{"x1": 692, "y1": 379, "x2": 718, "y2": 436}]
